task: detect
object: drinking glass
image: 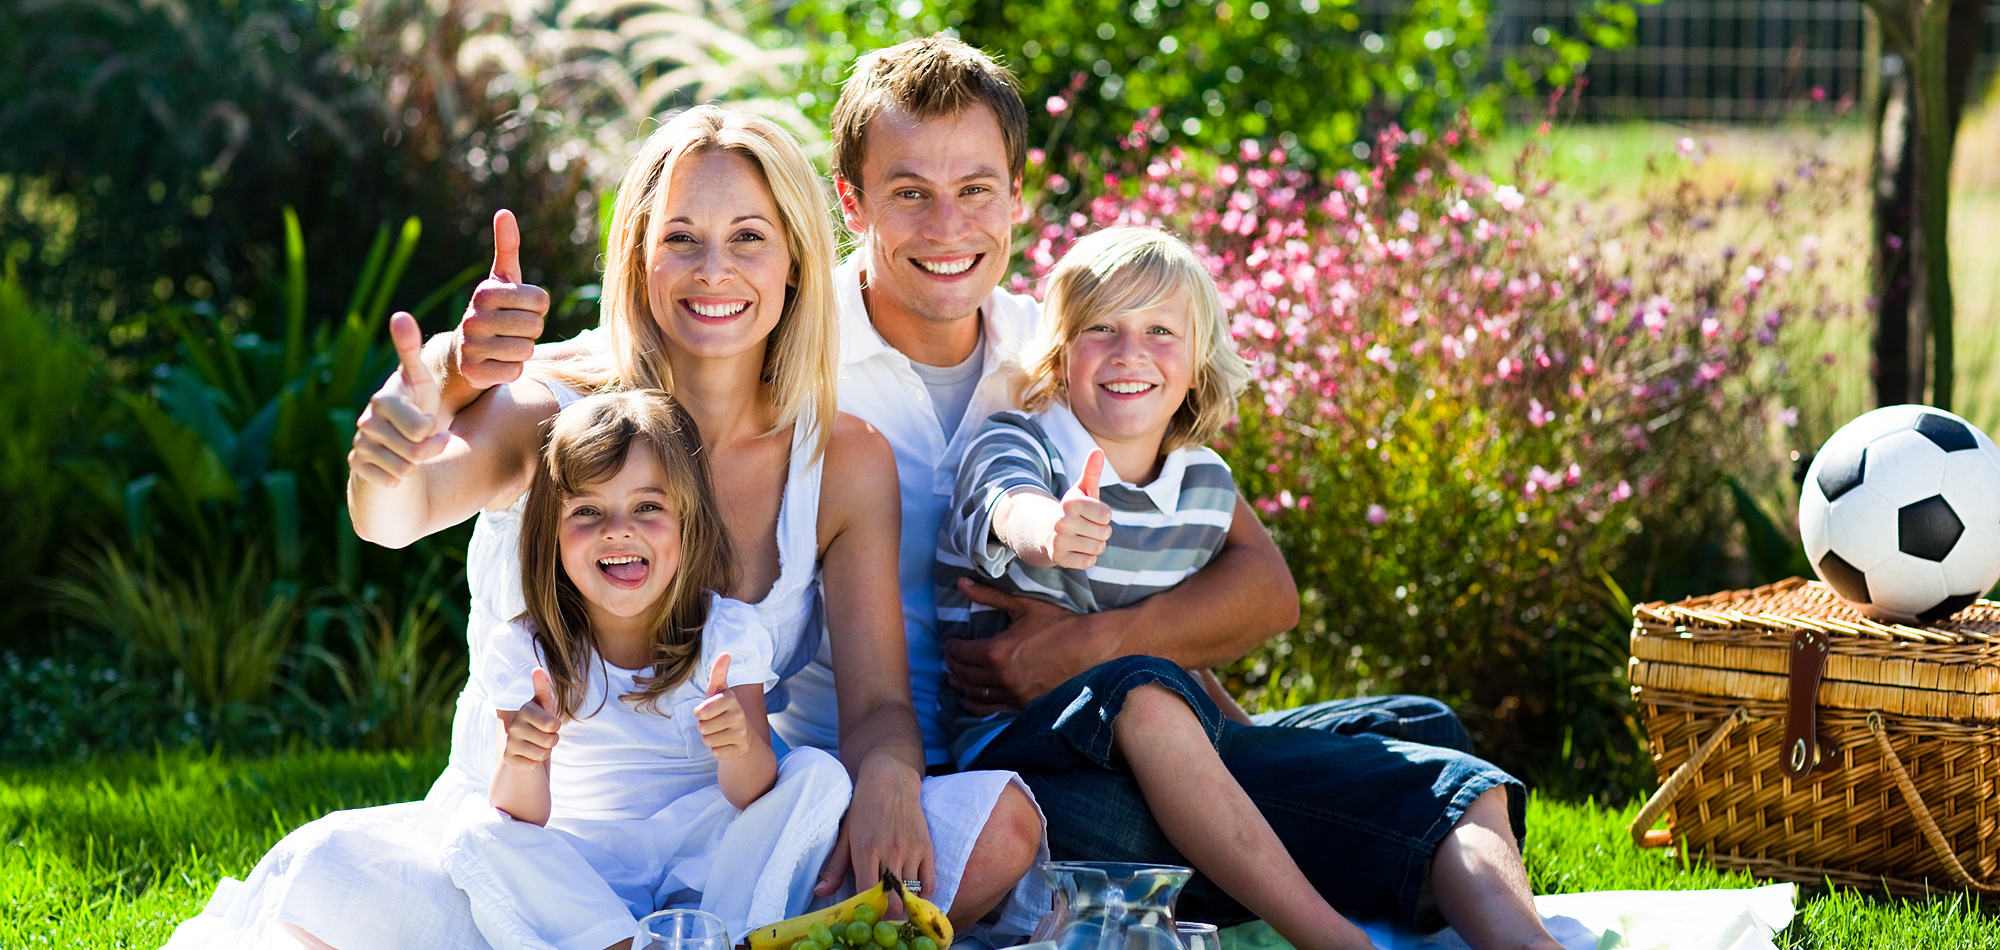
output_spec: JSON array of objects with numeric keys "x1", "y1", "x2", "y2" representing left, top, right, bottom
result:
[
  {"x1": 637, "y1": 909, "x2": 730, "y2": 950},
  {"x1": 1175, "y1": 922, "x2": 1220, "y2": 950}
]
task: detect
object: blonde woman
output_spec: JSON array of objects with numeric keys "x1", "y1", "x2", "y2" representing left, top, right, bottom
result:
[{"x1": 165, "y1": 106, "x2": 1039, "y2": 950}]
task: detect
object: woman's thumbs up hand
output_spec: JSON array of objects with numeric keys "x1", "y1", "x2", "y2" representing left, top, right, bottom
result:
[
  {"x1": 349, "y1": 311, "x2": 450, "y2": 487},
  {"x1": 454, "y1": 209, "x2": 551, "y2": 391}
]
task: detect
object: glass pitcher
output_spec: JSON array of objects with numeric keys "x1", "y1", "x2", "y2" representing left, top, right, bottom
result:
[{"x1": 1030, "y1": 862, "x2": 1194, "y2": 950}]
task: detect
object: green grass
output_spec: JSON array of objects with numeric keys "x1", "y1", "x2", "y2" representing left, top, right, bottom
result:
[
  {"x1": 7, "y1": 749, "x2": 1999, "y2": 947},
  {"x1": 1, "y1": 747, "x2": 444, "y2": 948}
]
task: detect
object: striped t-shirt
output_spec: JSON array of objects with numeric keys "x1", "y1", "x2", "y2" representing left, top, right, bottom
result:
[{"x1": 934, "y1": 403, "x2": 1237, "y2": 764}]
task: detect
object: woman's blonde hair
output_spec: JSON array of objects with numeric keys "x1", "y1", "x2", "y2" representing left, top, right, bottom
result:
[
  {"x1": 518, "y1": 390, "x2": 735, "y2": 719},
  {"x1": 1016, "y1": 226, "x2": 1252, "y2": 452},
  {"x1": 595, "y1": 104, "x2": 839, "y2": 458}
]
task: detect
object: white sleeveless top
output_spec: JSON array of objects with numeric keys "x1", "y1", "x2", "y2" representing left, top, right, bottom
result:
[{"x1": 428, "y1": 380, "x2": 828, "y2": 810}]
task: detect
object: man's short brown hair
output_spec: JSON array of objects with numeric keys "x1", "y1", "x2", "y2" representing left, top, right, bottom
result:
[{"x1": 830, "y1": 35, "x2": 1029, "y2": 192}]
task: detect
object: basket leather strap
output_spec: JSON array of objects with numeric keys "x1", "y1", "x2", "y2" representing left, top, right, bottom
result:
[
  {"x1": 1867, "y1": 713, "x2": 2000, "y2": 892},
  {"x1": 1780, "y1": 628, "x2": 1841, "y2": 779},
  {"x1": 1629, "y1": 706, "x2": 1750, "y2": 849}
]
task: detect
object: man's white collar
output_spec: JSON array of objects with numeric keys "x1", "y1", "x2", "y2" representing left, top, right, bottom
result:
[{"x1": 834, "y1": 257, "x2": 1032, "y2": 370}]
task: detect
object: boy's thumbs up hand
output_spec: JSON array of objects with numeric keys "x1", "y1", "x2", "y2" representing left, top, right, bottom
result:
[
  {"x1": 499, "y1": 667, "x2": 561, "y2": 770},
  {"x1": 455, "y1": 209, "x2": 550, "y2": 391},
  {"x1": 349, "y1": 311, "x2": 451, "y2": 488},
  {"x1": 1050, "y1": 448, "x2": 1113, "y2": 570}
]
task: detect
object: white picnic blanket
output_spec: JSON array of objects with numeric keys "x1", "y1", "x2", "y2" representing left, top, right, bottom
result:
[{"x1": 1220, "y1": 883, "x2": 1797, "y2": 950}]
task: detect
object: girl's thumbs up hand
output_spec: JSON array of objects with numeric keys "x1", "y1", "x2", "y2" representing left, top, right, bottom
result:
[
  {"x1": 499, "y1": 667, "x2": 561, "y2": 770},
  {"x1": 694, "y1": 653, "x2": 751, "y2": 760},
  {"x1": 1050, "y1": 448, "x2": 1113, "y2": 570},
  {"x1": 349, "y1": 311, "x2": 451, "y2": 488}
]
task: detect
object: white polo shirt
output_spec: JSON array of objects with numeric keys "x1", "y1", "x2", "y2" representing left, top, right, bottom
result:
[{"x1": 766, "y1": 257, "x2": 1041, "y2": 764}]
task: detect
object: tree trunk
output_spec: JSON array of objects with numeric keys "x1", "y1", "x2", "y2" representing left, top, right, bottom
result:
[
  {"x1": 1871, "y1": 63, "x2": 1917, "y2": 407},
  {"x1": 1866, "y1": 0, "x2": 1986, "y2": 409}
]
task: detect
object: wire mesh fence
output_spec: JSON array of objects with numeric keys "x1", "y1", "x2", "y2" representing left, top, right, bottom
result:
[{"x1": 1366, "y1": 0, "x2": 2000, "y2": 122}]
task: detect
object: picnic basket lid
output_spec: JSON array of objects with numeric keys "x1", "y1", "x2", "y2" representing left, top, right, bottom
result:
[{"x1": 1631, "y1": 577, "x2": 2000, "y2": 722}]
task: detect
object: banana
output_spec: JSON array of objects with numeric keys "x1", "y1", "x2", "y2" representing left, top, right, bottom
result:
[
  {"x1": 741, "y1": 878, "x2": 891, "y2": 950},
  {"x1": 884, "y1": 872, "x2": 952, "y2": 949}
]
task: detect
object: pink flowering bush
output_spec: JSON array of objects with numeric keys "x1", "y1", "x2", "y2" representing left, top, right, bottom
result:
[{"x1": 1015, "y1": 120, "x2": 1860, "y2": 794}]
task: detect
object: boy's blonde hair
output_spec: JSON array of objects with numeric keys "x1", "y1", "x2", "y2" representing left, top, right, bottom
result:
[
  {"x1": 594, "y1": 105, "x2": 838, "y2": 459},
  {"x1": 1016, "y1": 226, "x2": 1252, "y2": 453},
  {"x1": 519, "y1": 390, "x2": 735, "y2": 720}
]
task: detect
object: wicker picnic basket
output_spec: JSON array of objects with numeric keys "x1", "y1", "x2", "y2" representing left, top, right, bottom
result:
[{"x1": 1628, "y1": 577, "x2": 2000, "y2": 895}]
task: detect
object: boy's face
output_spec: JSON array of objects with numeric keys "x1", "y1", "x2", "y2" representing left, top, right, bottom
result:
[
  {"x1": 1064, "y1": 300, "x2": 1195, "y2": 463},
  {"x1": 839, "y1": 103, "x2": 1021, "y2": 330}
]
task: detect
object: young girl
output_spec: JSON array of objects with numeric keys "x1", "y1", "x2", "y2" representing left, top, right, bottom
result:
[
  {"x1": 444, "y1": 389, "x2": 851, "y2": 950},
  {"x1": 936, "y1": 227, "x2": 1513, "y2": 950}
]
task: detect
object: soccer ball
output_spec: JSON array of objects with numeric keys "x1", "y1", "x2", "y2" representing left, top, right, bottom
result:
[{"x1": 1799, "y1": 405, "x2": 2000, "y2": 623}]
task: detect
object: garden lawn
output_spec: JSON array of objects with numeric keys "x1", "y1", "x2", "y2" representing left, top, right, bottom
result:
[{"x1": 6, "y1": 750, "x2": 1999, "y2": 948}]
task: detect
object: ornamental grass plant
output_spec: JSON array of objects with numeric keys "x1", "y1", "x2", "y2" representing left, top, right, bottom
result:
[{"x1": 1016, "y1": 115, "x2": 1867, "y2": 798}]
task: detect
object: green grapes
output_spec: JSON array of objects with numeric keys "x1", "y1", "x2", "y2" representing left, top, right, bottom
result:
[
  {"x1": 808, "y1": 923, "x2": 836, "y2": 948},
  {"x1": 873, "y1": 922, "x2": 899, "y2": 947},
  {"x1": 912, "y1": 937, "x2": 938, "y2": 950},
  {"x1": 851, "y1": 904, "x2": 880, "y2": 926},
  {"x1": 844, "y1": 922, "x2": 872, "y2": 946}
]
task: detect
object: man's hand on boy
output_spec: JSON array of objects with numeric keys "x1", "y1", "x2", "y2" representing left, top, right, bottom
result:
[{"x1": 946, "y1": 583, "x2": 1120, "y2": 712}]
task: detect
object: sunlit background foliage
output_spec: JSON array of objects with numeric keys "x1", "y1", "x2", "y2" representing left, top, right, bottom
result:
[{"x1": 0, "y1": 0, "x2": 1952, "y2": 807}]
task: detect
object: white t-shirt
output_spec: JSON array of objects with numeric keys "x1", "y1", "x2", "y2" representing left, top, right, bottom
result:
[
  {"x1": 479, "y1": 593, "x2": 778, "y2": 822},
  {"x1": 809, "y1": 257, "x2": 1042, "y2": 763}
]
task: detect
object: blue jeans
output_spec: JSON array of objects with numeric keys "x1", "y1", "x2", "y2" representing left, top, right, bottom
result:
[
  {"x1": 1250, "y1": 693, "x2": 1476, "y2": 754},
  {"x1": 965, "y1": 656, "x2": 1523, "y2": 931}
]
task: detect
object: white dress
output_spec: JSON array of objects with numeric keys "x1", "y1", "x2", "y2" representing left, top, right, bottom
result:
[
  {"x1": 441, "y1": 600, "x2": 849, "y2": 950},
  {"x1": 163, "y1": 385, "x2": 1045, "y2": 950}
]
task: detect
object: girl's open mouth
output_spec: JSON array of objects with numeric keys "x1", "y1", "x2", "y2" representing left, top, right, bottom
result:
[{"x1": 598, "y1": 555, "x2": 649, "y2": 586}]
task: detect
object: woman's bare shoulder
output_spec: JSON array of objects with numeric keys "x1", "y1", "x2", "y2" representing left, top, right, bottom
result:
[{"x1": 818, "y1": 412, "x2": 899, "y2": 514}]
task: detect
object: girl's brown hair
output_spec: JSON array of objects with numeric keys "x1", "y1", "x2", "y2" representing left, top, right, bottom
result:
[
  {"x1": 1015, "y1": 226, "x2": 1253, "y2": 453},
  {"x1": 518, "y1": 390, "x2": 735, "y2": 718}
]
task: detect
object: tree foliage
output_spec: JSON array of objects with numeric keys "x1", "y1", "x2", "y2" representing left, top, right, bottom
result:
[{"x1": 788, "y1": 0, "x2": 1598, "y2": 180}]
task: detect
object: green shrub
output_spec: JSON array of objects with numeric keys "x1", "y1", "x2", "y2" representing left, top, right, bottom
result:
[
  {"x1": 0, "y1": 0, "x2": 593, "y2": 341},
  {"x1": 0, "y1": 278, "x2": 124, "y2": 644},
  {"x1": 2, "y1": 209, "x2": 478, "y2": 757},
  {"x1": 48, "y1": 546, "x2": 300, "y2": 716}
]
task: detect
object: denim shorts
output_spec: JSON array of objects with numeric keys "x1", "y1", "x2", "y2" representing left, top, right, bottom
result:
[{"x1": 963, "y1": 655, "x2": 1525, "y2": 931}]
